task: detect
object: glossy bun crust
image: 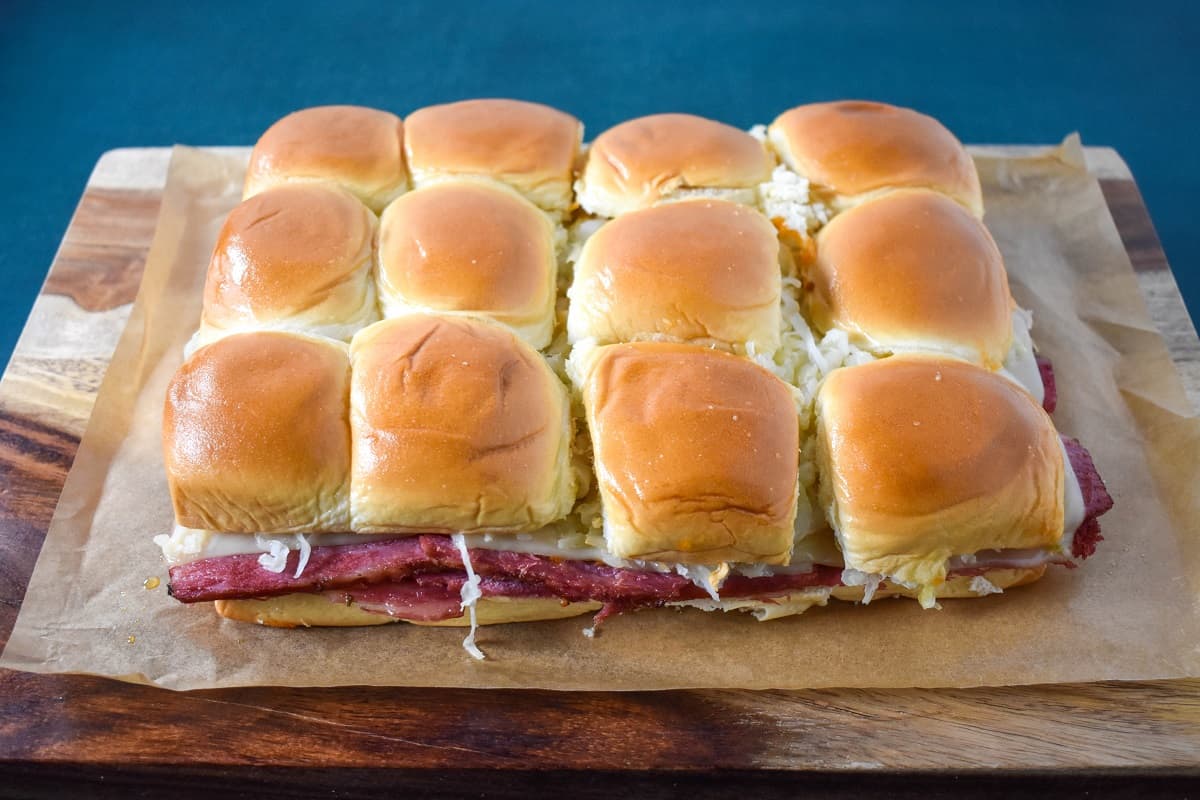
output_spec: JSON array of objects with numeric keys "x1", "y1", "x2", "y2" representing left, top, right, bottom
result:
[
  {"x1": 377, "y1": 180, "x2": 557, "y2": 348},
  {"x1": 199, "y1": 184, "x2": 378, "y2": 344},
  {"x1": 810, "y1": 189, "x2": 1013, "y2": 367},
  {"x1": 244, "y1": 105, "x2": 407, "y2": 212},
  {"x1": 163, "y1": 332, "x2": 352, "y2": 533},
  {"x1": 577, "y1": 113, "x2": 772, "y2": 217},
  {"x1": 404, "y1": 98, "x2": 582, "y2": 215},
  {"x1": 349, "y1": 315, "x2": 574, "y2": 533},
  {"x1": 581, "y1": 342, "x2": 799, "y2": 564},
  {"x1": 816, "y1": 354, "x2": 1064, "y2": 588},
  {"x1": 568, "y1": 199, "x2": 782, "y2": 352},
  {"x1": 769, "y1": 100, "x2": 983, "y2": 216}
]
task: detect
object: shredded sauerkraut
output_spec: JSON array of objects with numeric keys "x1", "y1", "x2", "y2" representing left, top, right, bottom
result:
[
  {"x1": 249, "y1": 534, "x2": 313, "y2": 577},
  {"x1": 841, "y1": 568, "x2": 884, "y2": 605},
  {"x1": 254, "y1": 535, "x2": 290, "y2": 574},
  {"x1": 675, "y1": 562, "x2": 730, "y2": 601},
  {"x1": 451, "y1": 533, "x2": 485, "y2": 661},
  {"x1": 758, "y1": 165, "x2": 832, "y2": 240},
  {"x1": 293, "y1": 533, "x2": 311, "y2": 579}
]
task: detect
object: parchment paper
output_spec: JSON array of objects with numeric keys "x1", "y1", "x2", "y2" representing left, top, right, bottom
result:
[{"x1": 2, "y1": 142, "x2": 1198, "y2": 691}]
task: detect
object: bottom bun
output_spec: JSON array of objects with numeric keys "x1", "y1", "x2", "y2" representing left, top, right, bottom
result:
[
  {"x1": 831, "y1": 566, "x2": 1047, "y2": 603},
  {"x1": 214, "y1": 595, "x2": 601, "y2": 628},
  {"x1": 213, "y1": 567, "x2": 1046, "y2": 628}
]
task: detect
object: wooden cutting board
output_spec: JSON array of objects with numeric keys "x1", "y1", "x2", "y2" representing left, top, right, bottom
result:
[{"x1": 0, "y1": 148, "x2": 1197, "y2": 797}]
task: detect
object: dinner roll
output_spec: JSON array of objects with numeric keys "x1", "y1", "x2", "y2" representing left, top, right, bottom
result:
[
  {"x1": 377, "y1": 180, "x2": 557, "y2": 349},
  {"x1": 349, "y1": 315, "x2": 574, "y2": 533},
  {"x1": 768, "y1": 101, "x2": 983, "y2": 217},
  {"x1": 163, "y1": 332, "x2": 352, "y2": 533},
  {"x1": 244, "y1": 105, "x2": 407, "y2": 212},
  {"x1": 809, "y1": 189, "x2": 1013, "y2": 369},
  {"x1": 579, "y1": 342, "x2": 799, "y2": 564},
  {"x1": 567, "y1": 199, "x2": 782, "y2": 354},
  {"x1": 404, "y1": 98, "x2": 582, "y2": 216},
  {"x1": 577, "y1": 113, "x2": 773, "y2": 217},
  {"x1": 196, "y1": 184, "x2": 379, "y2": 347},
  {"x1": 815, "y1": 354, "x2": 1065, "y2": 600}
]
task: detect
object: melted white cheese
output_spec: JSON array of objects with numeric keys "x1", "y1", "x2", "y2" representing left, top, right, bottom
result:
[
  {"x1": 1060, "y1": 437, "x2": 1087, "y2": 554},
  {"x1": 155, "y1": 528, "x2": 393, "y2": 565},
  {"x1": 947, "y1": 548, "x2": 1058, "y2": 571},
  {"x1": 1000, "y1": 308, "x2": 1045, "y2": 405}
]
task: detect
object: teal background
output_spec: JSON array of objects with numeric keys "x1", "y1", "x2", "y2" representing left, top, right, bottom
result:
[{"x1": 1, "y1": 1, "x2": 1196, "y2": 368}]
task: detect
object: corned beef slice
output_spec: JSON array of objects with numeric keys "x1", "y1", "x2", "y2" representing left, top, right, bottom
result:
[
  {"x1": 1037, "y1": 354, "x2": 1057, "y2": 413},
  {"x1": 168, "y1": 537, "x2": 429, "y2": 602},
  {"x1": 169, "y1": 535, "x2": 843, "y2": 605},
  {"x1": 1061, "y1": 435, "x2": 1114, "y2": 558}
]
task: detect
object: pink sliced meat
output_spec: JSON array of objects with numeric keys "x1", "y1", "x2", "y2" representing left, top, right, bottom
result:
[
  {"x1": 169, "y1": 534, "x2": 844, "y2": 605},
  {"x1": 415, "y1": 536, "x2": 844, "y2": 605},
  {"x1": 168, "y1": 537, "x2": 429, "y2": 602},
  {"x1": 1037, "y1": 355, "x2": 1057, "y2": 413},
  {"x1": 1061, "y1": 435, "x2": 1114, "y2": 559}
]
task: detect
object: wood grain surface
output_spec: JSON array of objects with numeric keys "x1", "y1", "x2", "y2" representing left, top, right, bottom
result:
[{"x1": 0, "y1": 148, "x2": 1197, "y2": 798}]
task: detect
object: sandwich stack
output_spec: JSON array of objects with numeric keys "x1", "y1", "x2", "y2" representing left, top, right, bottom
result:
[{"x1": 156, "y1": 99, "x2": 1113, "y2": 657}]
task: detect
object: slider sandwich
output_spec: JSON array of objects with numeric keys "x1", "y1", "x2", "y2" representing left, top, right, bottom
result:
[
  {"x1": 567, "y1": 199, "x2": 784, "y2": 355},
  {"x1": 243, "y1": 105, "x2": 408, "y2": 213},
  {"x1": 806, "y1": 188, "x2": 1054, "y2": 409},
  {"x1": 377, "y1": 179, "x2": 559, "y2": 349},
  {"x1": 576, "y1": 113, "x2": 773, "y2": 218},
  {"x1": 816, "y1": 354, "x2": 1111, "y2": 607},
  {"x1": 191, "y1": 183, "x2": 380, "y2": 352},
  {"x1": 758, "y1": 100, "x2": 982, "y2": 259},
  {"x1": 404, "y1": 98, "x2": 583, "y2": 218}
]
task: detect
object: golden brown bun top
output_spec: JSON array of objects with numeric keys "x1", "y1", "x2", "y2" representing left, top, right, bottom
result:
[
  {"x1": 580, "y1": 113, "x2": 772, "y2": 214},
  {"x1": 244, "y1": 105, "x2": 406, "y2": 210},
  {"x1": 818, "y1": 355, "x2": 1053, "y2": 516},
  {"x1": 568, "y1": 199, "x2": 782, "y2": 350},
  {"x1": 810, "y1": 189, "x2": 1013, "y2": 367},
  {"x1": 378, "y1": 180, "x2": 555, "y2": 315},
  {"x1": 163, "y1": 332, "x2": 351, "y2": 532},
  {"x1": 203, "y1": 184, "x2": 376, "y2": 328},
  {"x1": 816, "y1": 354, "x2": 1064, "y2": 590},
  {"x1": 349, "y1": 315, "x2": 572, "y2": 531},
  {"x1": 583, "y1": 341, "x2": 799, "y2": 563},
  {"x1": 770, "y1": 101, "x2": 982, "y2": 215},
  {"x1": 404, "y1": 99, "x2": 581, "y2": 210}
]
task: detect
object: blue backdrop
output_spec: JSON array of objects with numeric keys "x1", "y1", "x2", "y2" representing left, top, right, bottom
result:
[{"x1": 1, "y1": 1, "x2": 1196, "y2": 368}]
